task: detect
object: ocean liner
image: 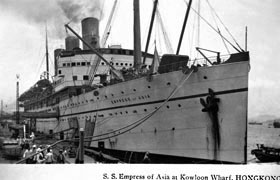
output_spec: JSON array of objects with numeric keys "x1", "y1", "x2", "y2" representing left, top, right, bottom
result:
[{"x1": 18, "y1": 0, "x2": 250, "y2": 163}]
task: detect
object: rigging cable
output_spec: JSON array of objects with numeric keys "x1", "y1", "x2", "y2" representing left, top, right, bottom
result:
[
  {"x1": 182, "y1": 0, "x2": 242, "y2": 53},
  {"x1": 205, "y1": 0, "x2": 243, "y2": 52},
  {"x1": 207, "y1": 0, "x2": 230, "y2": 54},
  {"x1": 155, "y1": 8, "x2": 174, "y2": 54}
]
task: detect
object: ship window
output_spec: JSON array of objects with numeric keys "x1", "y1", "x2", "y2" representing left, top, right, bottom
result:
[
  {"x1": 116, "y1": 63, "x2": 119, "y2": 66},
  {"x1": 71, "y1": 62, "x2": 76, "y2": 66},
  {"x1": 87, "y1": 62, "x2": 90, "y2": 66},
  {"x1": 101, "y1": 62, "x2": 105, "y2": 65},
  {"x1": 67, "y1": 63, "x2": 71, "y2": 67},
  {"x1": 58, "y1": 70, "x2": 62, "y2": 74},
  {"x1": 166, "y1": 105, "x2": 170, "y2": 109},
  {"x1": 121, "y1": 91, "x2": 124, "y2": 94},
  {"x1": 133, "y1": 110, "x2": 137, "y2": 113},
  {"x1": 144, "y1": 109, "x2": 147, "y2": 112},
  {"x1": 120, "y1": 63, "x2": 123, "y2": 66},
  {"x1": 148, "y1": 86, "x2": 151, "y2": 89},
  {"x1": 83, "y1": 75, "x2": 89, "y2": 80},
  {"x1": 73, "y1": 76, "x2": 77, "y2": 81},
  {"x1": 167, "y1": 82, "x2": 171, "y2": 86},
  {"x1": 133, "y1": 89, "x2": 136, "y2": 92},
  {"x1": 178, "y1": 104, "x2": 181, "y2": 107},
  {"x1": 81, "y1": 62, "x2": 86, "y2": 66},
  {"x1": 125, "y1": 63, "x2": 128, "y2": 66},
  {"x1": 77, "y1": 62, "x2": 81, "y2": 66},
  {"x1": 63, "y1": 63, "x2": 66, "y2": 67},
  {"x1": 110, "y1": 62, "x2": 114, "y2": 65},
  {"x1": 129, "y1": 63, "x2": 133, "y2": 66},
  {"x1": 125, "y1": 50, "x2": 130, "y2": 55}
]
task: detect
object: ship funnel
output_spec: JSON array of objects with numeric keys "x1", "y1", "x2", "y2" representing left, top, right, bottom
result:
[
  {"x1": 65, "y1": 36, "x2": 80, "y2": 51},
  {"x1": 81, "y1": 17, "x2": 100, "y2": 50}
]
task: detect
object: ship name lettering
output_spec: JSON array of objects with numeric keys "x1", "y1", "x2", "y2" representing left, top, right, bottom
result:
[
  {"x1": 119, "y1": 173, "x2": 145, "y2": 180},
  {"x1": 156, "y1": 174, "x2": 170, "y2": 180},
  {"x1": 181, "y1": 175, "x2": 208, "y2": 180}
]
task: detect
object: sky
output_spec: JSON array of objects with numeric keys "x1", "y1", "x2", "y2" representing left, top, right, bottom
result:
[{"x1": 0, "y1": 0, "x2": 279, "y2": 119}]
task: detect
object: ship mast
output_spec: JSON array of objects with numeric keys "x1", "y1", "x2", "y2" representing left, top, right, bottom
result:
[
  {"x1": 133, "y1": 0, "x2": 142, "y2": 73},
  {"x1": 16, "y1": 74, "x2": 20, "y2": 124},
  {"x1": 45, "y1": 25, "x2": 49, "y2": 80},
  {"x1": 143, "y1": 0, "x2": 158, "y2": 64},
  {"x1": 176, "y1": 0, "x2": 193, "y2": 55}
]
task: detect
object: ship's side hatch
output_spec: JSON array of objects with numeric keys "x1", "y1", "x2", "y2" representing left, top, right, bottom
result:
[
  {"x1": 158, "y1": 54, "x2": 189, "y2": 73},
  {"x1": 84, "y1": 117, "x2": 96, "y2": 147}
]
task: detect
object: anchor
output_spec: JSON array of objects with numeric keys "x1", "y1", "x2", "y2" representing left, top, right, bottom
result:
[{"x1": 200, "y1": 88, "x2": 220, "y2": 159}]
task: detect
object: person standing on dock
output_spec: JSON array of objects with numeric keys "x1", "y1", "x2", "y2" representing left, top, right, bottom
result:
[
  {"x1": 30, "y1": 145, "x2": 37, "y2": 164},
  {"x1": 45, "y1": 148, "x2": 55, "y2": 164},
  {"x1": 23, "y1": 146, "x2": 32, "y2": 164},
  {"x1": 35, "y1": 149, "x2": 45, "y2": 164},
  {"x1": 56, "y1": 150, "x2": 65, "y2": 164}
]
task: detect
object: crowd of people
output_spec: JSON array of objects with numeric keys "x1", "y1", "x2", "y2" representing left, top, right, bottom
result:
[{"x1": 22, "y1": 143, "x2": 67, "y2": 164}]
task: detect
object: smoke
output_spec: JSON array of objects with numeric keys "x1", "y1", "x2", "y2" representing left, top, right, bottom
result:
[
  {"x1": 0, "y1": 0, "x2": 104, "y2": 39},
  {"x1": 58, "y1": 0, "x2": 104, "y2": 23}
]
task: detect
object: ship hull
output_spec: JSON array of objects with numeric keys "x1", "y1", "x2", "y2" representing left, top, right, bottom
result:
[{"x1": 34, "y1": 59, "x2": 249, "y2": 163}]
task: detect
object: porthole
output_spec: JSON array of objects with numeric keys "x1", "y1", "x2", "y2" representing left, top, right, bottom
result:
[
  {"x1": 167, "y1": 105, "x2": 170, "y2": 109},
  {"x1": 133, "y1": 89, "x2": 136, "y2": 92},
  {"x1": 148, "y1": 86, "x2": 151, "y2": 89},
  {"x1": 121, "y1": 91, "x2": 124, "y2": 94},
  {"x1": 203, "y1": 76, "x2": 207, "y2": 79},
  {"x1": 144, "y1": 109, "x2": 147, "y2": 112},
  {"x1": 178, "y1": 104, "x2": 181, "y2": 107},
  {"x1": 93, "y1": 91, "x2": 99, "y2": 96},
  {"x1": 167, "y1": 82, "x2": 171, "y2": 86},
  {"x1": 105, "y1": 95, "x2": 108, "y2": 99}
]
